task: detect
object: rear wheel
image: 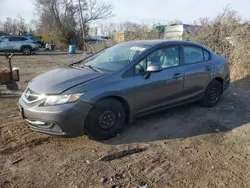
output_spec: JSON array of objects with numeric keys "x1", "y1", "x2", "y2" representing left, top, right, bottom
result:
[
  {"x1": 202, "y1": 80, "x2": 222, "y2": 107},
  {"x1": 22, "y1": 46, "x2": 32, "y2": 55},
  {"x1": 85, "y1": 98, "x2": 125, "y2": 140}
]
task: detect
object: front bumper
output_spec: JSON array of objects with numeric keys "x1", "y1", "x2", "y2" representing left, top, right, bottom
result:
[
  {"x1": 32, "y1": 47, "x2": 39, "y2": 51},
  {"x1": 18, "y1": 97, "x2": 93, "y2": 136}
]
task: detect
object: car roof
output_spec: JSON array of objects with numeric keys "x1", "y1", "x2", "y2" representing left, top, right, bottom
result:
[{"x1": 123, "y1": 40, "x2": 206, "y2": 48}]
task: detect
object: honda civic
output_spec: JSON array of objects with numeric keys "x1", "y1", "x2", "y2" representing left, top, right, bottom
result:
[{"x1": 18, "y1": 40, "x2": 230, "y2": 140}]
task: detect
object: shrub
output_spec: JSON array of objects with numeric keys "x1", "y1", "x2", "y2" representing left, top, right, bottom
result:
[{"x1": 184, "y1": 7, "x2": 250, "y2": 85}]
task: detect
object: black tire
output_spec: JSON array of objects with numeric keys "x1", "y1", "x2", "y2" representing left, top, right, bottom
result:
[
  {"x1": 22, "y1": 46, "x2": 32, "y2": 55},
  {"x1": 85, "y1": 98, "x2": 125, "y2": 140},
  {"x1": 202, "y1": 80, "x2": 222, "y2": 107}
]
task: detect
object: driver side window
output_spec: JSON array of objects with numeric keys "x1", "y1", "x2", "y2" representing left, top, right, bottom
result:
[
  {"x1": 135, "y1": 58, "x2": 147, "y2": 74},
  {"x1": 135, "y1": 45, "x2": 180, "y2": 74}
]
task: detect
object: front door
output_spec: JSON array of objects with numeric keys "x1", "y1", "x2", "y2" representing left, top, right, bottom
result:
[
  {"x1": 133, "y1": 45, "x2": 184, "y2": 114},
  {"x1": 0, "y1": 37, "x2": 12, "y2": 51}
]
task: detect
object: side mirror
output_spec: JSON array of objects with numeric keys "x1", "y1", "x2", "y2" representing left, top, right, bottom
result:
[
  {"x1": 146, "y1": 64, "x2": 162, "y2": 72},
  {"x1": 144, "y1": 64, "x2": 162, "y2": 79}
]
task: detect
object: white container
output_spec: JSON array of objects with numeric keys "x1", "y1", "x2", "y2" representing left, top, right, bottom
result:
[{"x1": 12, "y1": 67, "x2": 20, "y2": 81}]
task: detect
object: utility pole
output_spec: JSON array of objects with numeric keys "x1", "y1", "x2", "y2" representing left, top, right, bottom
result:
[{"x1": 78, "y1": 0, "x2": 85, "y2": 50}]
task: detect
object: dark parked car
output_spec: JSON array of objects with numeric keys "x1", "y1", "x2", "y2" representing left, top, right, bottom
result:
[
  {"x1": 98, "y1": 35, "x2": 111, "y2": 40},
  {"x1": 84, "y1": 36, "x2": 107, "y2": 43},
  {"x1": 18, "y1": 40, "x2": 230, "y2": 140},
  {"x1": 29, "y1": 36, "x2": 45, "y2": 48}
]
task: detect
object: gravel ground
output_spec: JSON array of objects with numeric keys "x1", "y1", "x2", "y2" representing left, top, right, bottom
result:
[{"x1": 1, "y1": 54, "x2": 250, "y2": 188}]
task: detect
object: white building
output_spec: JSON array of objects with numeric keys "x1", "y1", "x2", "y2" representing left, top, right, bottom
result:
[{"x1": 164, "y1": 24, "x2": 196, "y2": 40}]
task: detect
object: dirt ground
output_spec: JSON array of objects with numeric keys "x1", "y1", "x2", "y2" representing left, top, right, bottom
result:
[{"x1": 1, "y1": 54, "x2": 250, "y2": 188}]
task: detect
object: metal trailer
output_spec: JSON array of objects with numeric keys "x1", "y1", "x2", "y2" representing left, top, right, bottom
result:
[{"x1": 0, "y1": 53, "x2": 20, "y2": 95}]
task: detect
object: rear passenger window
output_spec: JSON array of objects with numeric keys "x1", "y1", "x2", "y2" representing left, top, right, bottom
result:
[
  {"x1": 20, "y1": 37, "x2": 28, "y2": 41},
  {"x1": 10, "y1": 37, "x2": 19, "y2": 41},
  {"x1": 183, "y1": 46, "x2": 203, "y2": 64},
  {"x1": 9, "y1": 37, "x2": 27, "y2": 41},
  {"x1": 203, "y1": 50, "x2": 210, "y2": 61}
]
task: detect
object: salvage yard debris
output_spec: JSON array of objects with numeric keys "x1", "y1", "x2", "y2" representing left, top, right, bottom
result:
[{"x1": 100, "y1": 148, "x2": 147, "y2": 162}]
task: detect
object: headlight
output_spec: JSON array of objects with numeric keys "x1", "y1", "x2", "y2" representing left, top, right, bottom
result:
[{"x1": 44, "y1": 93, "x2": 84, "y2": 106}]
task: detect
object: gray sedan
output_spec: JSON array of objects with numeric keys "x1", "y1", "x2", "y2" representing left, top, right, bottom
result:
[{"x1": 18, "y1": 40, "x2": 230, "y2": 140}]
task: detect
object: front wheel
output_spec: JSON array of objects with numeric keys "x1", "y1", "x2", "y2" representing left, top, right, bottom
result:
[
  {"x1": 22, "y1": 47, "x2": 31, "y2": 55},
  {"x1": 202, "y1": 80, "x2": 222, "y2": 107},
  {"x1": 85, "y1": 98, "x2": 125, "y2": 140}
]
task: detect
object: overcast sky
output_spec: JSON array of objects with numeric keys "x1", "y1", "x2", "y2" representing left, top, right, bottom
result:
[{"x1": 0, "y1": 0, "x2": 250, "y2": 24}]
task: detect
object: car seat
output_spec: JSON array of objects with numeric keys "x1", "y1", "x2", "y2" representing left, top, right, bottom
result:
[{"x1": 162, "y1": 48, "x2": 179, "y2": 68}]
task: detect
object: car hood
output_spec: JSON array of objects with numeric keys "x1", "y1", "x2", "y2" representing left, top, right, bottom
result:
[{"x1": 28, "y1": 66, "x2": 105, "y2": 94}]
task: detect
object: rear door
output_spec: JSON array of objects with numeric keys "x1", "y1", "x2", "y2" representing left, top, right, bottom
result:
[
  {"x1": 133, "y1": 45, "x2": 185, "y2": 114},
  {"x1": 10, "y1": 37, "x2": 27, "y2": 50},
  {"x1": 182, "y1": 45, "x2": 213, "y2": 98}
]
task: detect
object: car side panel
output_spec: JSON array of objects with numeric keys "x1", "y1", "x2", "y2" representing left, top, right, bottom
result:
[
  {"x1": 133, "y1": 66, "x2": 184, "y2": 114},
  {"x1": 182, "y1": 61, "x2": 214, "y2": 98},
  {"x1": 64, "y1": 74, "x2": 136, "y2": 121},
  {"x1": 0, "y1": 41, "x2": 3, "y2": 51},
  {"x1": 212, "y1": 55, "x2": 230, "y2": 79},
  {"x1": 0, "y1": 41, "x2": 13, "y2": 50},
  {"x1": 12, "y1": 40, "x2": 21, "y2": 51}
]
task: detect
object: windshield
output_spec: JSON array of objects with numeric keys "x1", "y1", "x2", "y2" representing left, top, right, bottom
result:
[{"x1": 82, "y1": 43, "x2": 150, "y2": 71}]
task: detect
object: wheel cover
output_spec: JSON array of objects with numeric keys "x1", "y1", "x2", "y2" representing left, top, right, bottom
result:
[
  {"x1": 24, "y1": 48, "x2": 30, "y2": 54},
  {"x1": 98, "y1": 109, "x2": 116, "y2": 130},
  {"x1": 209, "y1": 87, "x2": 219, "y2": 102}
]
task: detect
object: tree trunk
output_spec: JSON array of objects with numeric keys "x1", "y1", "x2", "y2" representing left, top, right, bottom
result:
[{"x1": 78, "y1": 0, "x2": 85, "y2": 51}]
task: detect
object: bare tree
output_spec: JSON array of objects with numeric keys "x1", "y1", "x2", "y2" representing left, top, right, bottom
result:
[
  {"x1": 4, "y1": 17, "x2": 18, "y2": 34},
  {"x1": 3, "y1": 16, "x2": 28, "y2": 34},
  {"x1": 77, "y1": 0, "x2": 114, "y2": 49},
  {"x1": 29, "y1": 19, "x2": 39, "y2": 32},
  {"x1": 183, "y1": 6, "x2": 250, "y2": 84},
  {"x1": 17, "y1": 16, "x2": 27, "y2": 32},
  {"x1": 99, "y1": 22, "x2": 118, "y2": 36},
  {"x1": 78, "y1": 0, "x2": 113, "y2": 26},
  {"x1": 0, "y1": 14, "x2": 3, "y2": 31},
  {"x1": 35, "y1": 0, "x2": 114, "y2": 46},
  {"x1": 35, "y1": 0, "x2": 78, "y2": 44}
]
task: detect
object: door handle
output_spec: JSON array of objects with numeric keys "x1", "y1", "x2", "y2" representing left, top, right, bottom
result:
[
  {"x1": 173, "y1": 73, "x2": 183, "y2": 79},
  {"x1": 205, "y1": 66, "x2": 212, "y2": 71}
]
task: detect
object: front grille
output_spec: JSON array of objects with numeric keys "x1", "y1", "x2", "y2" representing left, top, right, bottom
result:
[{"x1": 24, "y1": 88, "x2": 40, "y2": 101}]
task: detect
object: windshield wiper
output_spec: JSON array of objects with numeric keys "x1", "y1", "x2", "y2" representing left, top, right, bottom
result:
[
  {"x1": 84, "y1": 65, "x2": 103, "y2": 72},
  {"x1": 71, "y1": 63, "x2": 103, "y2": 72}
]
